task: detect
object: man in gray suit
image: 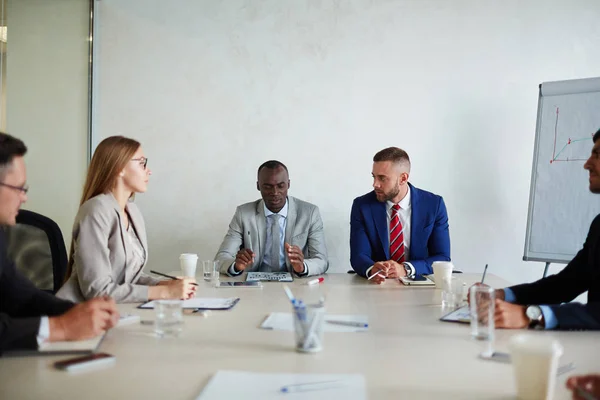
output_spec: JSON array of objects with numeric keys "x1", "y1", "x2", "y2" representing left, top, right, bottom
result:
[{"x1": 216, "y1": 160, "x2": 328, "y2": 277}]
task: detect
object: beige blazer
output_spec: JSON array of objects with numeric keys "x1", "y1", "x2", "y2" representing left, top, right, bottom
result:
[
  {"x1": 215, "y1": 196, "x2": 329, "y2": 276},
  {"x1": 57, "y1": 193, "x2": 160, "y2": 303}
]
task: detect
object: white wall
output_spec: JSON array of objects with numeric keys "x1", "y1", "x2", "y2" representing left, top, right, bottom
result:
[
  {"x1": 6, "y1": 0, "x2": 89, "y2": 246},
  {"x1": 93, "y1": 0, "x2": 600, "y2": 289}
]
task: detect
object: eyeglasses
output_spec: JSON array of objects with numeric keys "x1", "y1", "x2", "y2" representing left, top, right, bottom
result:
[
  {"x1": 0, "y1": 182, "x2": 29, "y2": 194},
  {"x1": 131, "y1": 157, "x2": 148, "y2": 169}
]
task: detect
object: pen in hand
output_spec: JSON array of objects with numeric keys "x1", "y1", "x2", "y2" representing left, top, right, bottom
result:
[
  {"x1": 150, "y1": 270, "x2": 199, "y2": 286},
  {"x1": 367, "y1": 271, "x2": 385, "y2": 281},
  {"x1": 481, "y1": 264, "x2": 489, "y2": 284}
]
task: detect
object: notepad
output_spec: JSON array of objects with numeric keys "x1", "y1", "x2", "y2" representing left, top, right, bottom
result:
[
  {"x1": 246, "y1": 272, "x2": 293, "y2": 282},
  {"x1": 260, "y1": 312, "x2": 369, "y2": 332},
  {"x1": 138, "y1": 297, "x2": 240, "y2": 310},
  {"x1": 37, "y1": 332, "x2": 106, "y2": 354},
  {"x1": 196, "y1": 370, "x2": 366, "y2": 400},
  {"x1": 440, "y1": 305, "x2": 470, "y2": 323}
]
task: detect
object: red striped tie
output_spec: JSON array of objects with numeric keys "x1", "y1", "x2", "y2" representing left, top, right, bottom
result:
[{"x1": 389, "y1": 204, "x2": 405, "y2": 263}]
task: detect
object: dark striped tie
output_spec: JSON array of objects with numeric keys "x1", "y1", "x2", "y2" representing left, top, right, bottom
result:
[{"x1": 389, "y1": 204, "x2": 405, "y2": 263}]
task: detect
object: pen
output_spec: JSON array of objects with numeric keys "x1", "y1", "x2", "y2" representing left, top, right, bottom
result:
[
  {"x1": 480, "y1": 264, "x2": 488, "y2": 284},
  {"x1": 367, "y1": 270, "x2": 384, "y2": 281},
  {"x1": 247, "y1": 230, "x2": 253, "y2": 252},
  {"x1": 576, "y1": 386, "x2": 598, "y2": 400},
  {"x1": 307, "y1": 277, "x2": 324, "y2": 286},
  {"x1": 283, "y1": 285, "x2": 296, "y2": 303},
  {"x1": 326, "y1": 320, "x2": 368, "y2": 328},
  {"x1": 150, "y1": 270, "x2": 199, "y2": 286},
  {"x1": 280, "y1": 380, "x2": 343, "y2": 393}
]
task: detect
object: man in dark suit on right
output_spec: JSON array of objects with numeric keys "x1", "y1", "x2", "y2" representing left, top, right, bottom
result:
[
  {"x1": 492, "y1": 129, "x2": 600, "y2": 331},
  {"x1": 0, "y1": 132, "x2": 119, "y2": 354}
]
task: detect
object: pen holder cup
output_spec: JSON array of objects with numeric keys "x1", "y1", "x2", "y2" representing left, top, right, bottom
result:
[{"x1": 293, "y1": 302, "x2": 325, "y2": 353}]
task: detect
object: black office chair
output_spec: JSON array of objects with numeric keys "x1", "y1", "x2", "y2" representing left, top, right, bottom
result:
[{"x1": 5, "y1": 210, "x2": 68, "y2": 294}]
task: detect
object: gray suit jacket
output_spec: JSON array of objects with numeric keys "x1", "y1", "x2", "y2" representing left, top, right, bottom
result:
[
  {"x1": 57, "y1": 193, "x2": 160, "y2": 303},
  {"x1": 215, "y1": 196, "x2": 328, "y2": 277}
]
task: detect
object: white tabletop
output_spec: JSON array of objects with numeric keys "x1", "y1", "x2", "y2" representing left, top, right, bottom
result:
[{"x1": 0, "y1": 273, "x2": 597, "y2": 399}]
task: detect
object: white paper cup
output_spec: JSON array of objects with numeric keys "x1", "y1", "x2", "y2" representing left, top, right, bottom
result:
[
  {"x1": 432, "y1": 261, "x2": 453, "y2": 288},
  {"x1": 179, "y1": 253, "x2": 198, "y2": 277},
  {"x1": 509, "y1": 334, "x2": 563, "y2": 400}
]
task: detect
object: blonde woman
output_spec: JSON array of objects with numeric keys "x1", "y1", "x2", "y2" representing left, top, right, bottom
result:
[{"x1": 57, "y1": 136, "x2": 195, "y2": 303}]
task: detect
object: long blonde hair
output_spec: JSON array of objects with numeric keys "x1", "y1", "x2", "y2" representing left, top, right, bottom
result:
[{"x1": 64, "y1": 136, "x2": 141, "y2": 282}]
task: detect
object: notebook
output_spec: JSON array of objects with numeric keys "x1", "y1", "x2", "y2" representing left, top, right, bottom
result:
[
  {"x1": 3, "y1": 332, "x2": 107, "y2": 356},
  {"x1": 399, "y1": 275, "x2": 435, "y2": 286},
  {"x1": 246, "y1": 272, "x2": 293, "y2": 282},
  {"x1": 138, "y1": 297, "x2": 240, "y2": 310}
]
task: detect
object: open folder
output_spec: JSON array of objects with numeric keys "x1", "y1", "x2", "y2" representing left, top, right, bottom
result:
[{"x1": 138, "y1": 297, "x2": 240, "y2": 310}]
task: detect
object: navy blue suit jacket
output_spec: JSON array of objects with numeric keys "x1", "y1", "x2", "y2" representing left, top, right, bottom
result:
[
  {"x1": 350, "y1": 183, "x2": 451, "y2": 277},
  {"x1": 509, "y1": 215, "x2": 600, "y2": 330}
]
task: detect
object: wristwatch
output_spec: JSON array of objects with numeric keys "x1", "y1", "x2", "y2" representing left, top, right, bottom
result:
[
  {"x1": 403, "y1": 263, "x2": 413, "y2": 278},
  {"x1": 525, "y1": 305, "x2": 544, "y2": 330}
]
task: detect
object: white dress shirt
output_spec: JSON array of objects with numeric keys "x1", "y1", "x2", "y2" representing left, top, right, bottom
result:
[{"x1": 366, "y1": 188, "x2": 415, "y2": 277}]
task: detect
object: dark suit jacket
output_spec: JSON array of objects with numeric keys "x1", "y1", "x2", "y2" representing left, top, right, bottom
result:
[
  {"x1": 509, "y1": 215, "x2": 600, "y2": 330},
  {"x1": 0, "y1": 229, "x2": 73, "y2": 354},
  {"x1": 350, "y1": 183, "x2": 451, "y2": 277}
]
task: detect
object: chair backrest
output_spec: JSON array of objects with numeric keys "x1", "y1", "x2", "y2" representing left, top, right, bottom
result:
[{"x1": 5, "y1": 210, "x2": 68, "y2": 293}]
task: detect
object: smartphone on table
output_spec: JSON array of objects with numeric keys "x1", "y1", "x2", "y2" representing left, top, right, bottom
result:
[{"x1": 54, "y1": 352, "x2": 115, "y2": 372}]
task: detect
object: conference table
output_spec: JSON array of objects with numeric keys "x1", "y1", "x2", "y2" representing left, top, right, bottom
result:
[{"x1": 0, "y1": 273, "x2": 597, "y2": 399}]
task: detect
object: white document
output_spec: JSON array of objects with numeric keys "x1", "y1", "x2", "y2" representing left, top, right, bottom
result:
[
  {"x1": 246, "y1": 272, "x2": 293, "y2": 282},
  {"x1": 196, "y1": 370, "x2": 366, "y2": 400},
  {"x1": 261, "y1": 312, "x2": 369, "y2": 332},
  {"x1": 39, "y1": 332, "x2": 105, "y2": 353},
  {"x1": 117, "y1": 314, "x2": 140, "y2": 326},
  {"x1": 139, "y1": 297, "x2": 239, "y2": 310}
]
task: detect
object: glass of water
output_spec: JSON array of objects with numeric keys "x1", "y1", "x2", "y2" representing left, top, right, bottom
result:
[
  {"x1": 442, "y1": 277, "x2": 465, "y2": 309},
  {"x1": 202, "y1": 260, "x2": 218, "y2": 281},
  {"x1": 469, "y1": 285, "x2": 495, "y2": 355},
  {"x1": 154, "y1": 300, "x2": 183, "y2": 338}
]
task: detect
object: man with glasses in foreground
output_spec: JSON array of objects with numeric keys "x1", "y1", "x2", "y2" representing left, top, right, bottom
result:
[{"x1": 0, "y1": 132, "x2": 119, "y2": 354}]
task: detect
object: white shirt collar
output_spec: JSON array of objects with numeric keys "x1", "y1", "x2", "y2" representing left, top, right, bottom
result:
[
  {"x1": 264, "y1": 198, "x2": 289, "y2": 219},
  {"x1": 386, "y1": 186, "x2": 411, "y2": 213}
]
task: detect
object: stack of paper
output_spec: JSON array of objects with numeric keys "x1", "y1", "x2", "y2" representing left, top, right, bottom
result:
[
  {"x1": 260, "y1": 312, "x2": 369, "y2": 332},
  {"x1": 196, "y1": 370, "x2": 366, "y2": 400}
]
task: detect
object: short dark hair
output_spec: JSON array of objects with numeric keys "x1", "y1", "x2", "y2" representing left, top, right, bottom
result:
[
  {"x1": 373, "y1": 147, "x2": 410, "y2": 167},
  {"x1": 0, "y1": 132, "x2": 27, "y2": 178},
  {"x1": 593, "y1": 128, "x2": 600, "y2": 143},
  {"x1": 257, "y1": 160, "x2": 288, "y2": 178}
]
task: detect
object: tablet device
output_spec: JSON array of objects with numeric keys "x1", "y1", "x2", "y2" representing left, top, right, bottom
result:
[{"x1": 399, "y1": 274, "x2": 435, "y2": 286}]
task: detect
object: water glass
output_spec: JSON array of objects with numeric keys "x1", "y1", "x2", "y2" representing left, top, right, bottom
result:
[
  {"x1": 154, "y1": 300, "x2": 183, "y2": 338},
  {"x1": 202, "y1": 260, "x2": 218, "y2": 281},
  {"x1": 442, "y1": 277, "x2": 465, "y2": 309},
  {"x1": 293, "y1": 301, "x2": 325, "y2": 353},
  {"x1": 469, "y1": 285, "x2": 495, "y2": 340}
]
